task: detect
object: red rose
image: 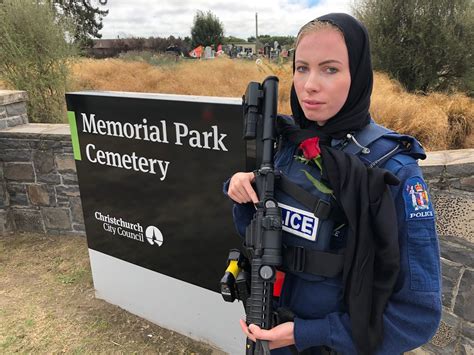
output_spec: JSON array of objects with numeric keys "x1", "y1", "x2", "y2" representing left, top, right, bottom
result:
[{"x1": 299, "y1": 137, "x2": 321, "y2": 160}]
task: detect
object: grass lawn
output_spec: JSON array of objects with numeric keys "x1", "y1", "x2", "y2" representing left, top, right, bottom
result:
[{"x1": 0, "y1": 233, "x2": 224, "y2": 354}]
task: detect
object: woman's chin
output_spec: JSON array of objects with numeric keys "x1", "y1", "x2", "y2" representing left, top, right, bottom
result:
[{"x1": 304, "y1": 115, "x2": 329, "y2": 126}]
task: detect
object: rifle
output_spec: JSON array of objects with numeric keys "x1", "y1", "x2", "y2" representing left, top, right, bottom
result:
[{"x1": 221, "y1": 76, "x2": 282, "y2": 355}]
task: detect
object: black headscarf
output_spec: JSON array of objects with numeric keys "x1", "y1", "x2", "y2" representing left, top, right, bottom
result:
[{"x1": 289, "y1": 13, "x2": 373, "y2": 140}]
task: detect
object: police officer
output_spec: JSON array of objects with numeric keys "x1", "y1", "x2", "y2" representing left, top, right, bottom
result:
[{"x1": 225, "y1": 13, "x2": 441, "y2": 355}]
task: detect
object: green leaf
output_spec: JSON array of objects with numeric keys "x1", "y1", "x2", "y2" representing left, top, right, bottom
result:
[
  {"x1": 301, "y1": 170, "x2": 333, "y2": 194},
  {"x1": 313, "y1": 156, "x2": 323, "y2": 171},
  {"x1": 294, "y1": 155, "x2": 310, "y2": 165}
]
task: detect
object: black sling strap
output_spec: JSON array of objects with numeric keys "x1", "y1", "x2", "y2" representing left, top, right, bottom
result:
[
  {"x1": 282, "y1": 245, "x2": 345, "y2": 278},
  {"x1": 277, "y1": 174, "x2": 346, "y2": 224}
]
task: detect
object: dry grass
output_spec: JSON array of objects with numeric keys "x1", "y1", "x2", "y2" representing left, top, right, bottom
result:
[
  {"x1": 71, "y1": 57, "x2": 261, "y2": 96},
  {"x1": 69, "y1": 58, "x2": 473, "y2": 151},
  {"x1": 372, "y1": 73, "x2": 474, "y2": 151},
  {"x1": 69, "y1": 57, "x2": 295, "y2": 115},
  {"x1": 3, "y1": 56, "x2": 473, "y2": 150},
  {"x1": 428, "y1": 92, "x2": 474, "y2": 149},
  {"x1": 0, "y1": 79, "x2": 12, "y2": 90},
  {"x1": 0, "y1": 233, "x2": 223, "y2": 354}
]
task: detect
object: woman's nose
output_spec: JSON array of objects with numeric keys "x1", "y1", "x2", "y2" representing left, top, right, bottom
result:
[{"x1": 304, "y1": 73, "x2": 321, "y2": 92}]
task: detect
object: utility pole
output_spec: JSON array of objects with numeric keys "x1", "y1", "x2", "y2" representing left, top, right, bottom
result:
[{"x1": 255, "y1": 12, "x2": 259, "y2": 55}]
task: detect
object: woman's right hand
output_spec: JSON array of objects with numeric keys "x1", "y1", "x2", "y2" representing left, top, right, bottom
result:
[{"x1": 228, "y1": 172, "x2": 259, "y2": 204}]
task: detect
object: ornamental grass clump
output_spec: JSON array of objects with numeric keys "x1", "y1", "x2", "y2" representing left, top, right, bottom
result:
[
  {"x1": 372, "y1": 72, "x2": 473, "y2": 151},
  {"x1": 426, "y1": 93, "x2": 474, "y2": 149}
]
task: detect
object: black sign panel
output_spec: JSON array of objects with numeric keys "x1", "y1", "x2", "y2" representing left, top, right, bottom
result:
[{"x1": 66, "y1": 92, "x2": 245, "y2": 292}]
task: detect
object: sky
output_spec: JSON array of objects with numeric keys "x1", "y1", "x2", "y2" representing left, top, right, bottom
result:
[{"x1": 98, "y1": 0, "x2": 352, "y2": 40}]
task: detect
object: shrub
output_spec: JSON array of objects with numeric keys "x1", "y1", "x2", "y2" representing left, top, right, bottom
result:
[
  {"x1": 0, "y1": 0, "x2": 77, "y2": 123},
  {"x1": 354, "y1": 0, "x2": 474, "y2": 94}
]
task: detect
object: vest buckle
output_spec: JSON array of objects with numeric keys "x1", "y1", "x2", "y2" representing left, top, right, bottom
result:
[
  {"x1": 314, "y1": 199, "x2": 331, "y2": 219},
  {"x1": 293, "y1": 246, "x2": 306, "y2": 273}
]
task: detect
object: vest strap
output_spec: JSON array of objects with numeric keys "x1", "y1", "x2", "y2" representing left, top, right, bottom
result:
[
  {"x1": 282, "y1": 245, "x2": 344, "y2": 278},
  {"x1": 278, "y1": 175, "x2": 346, "y2": 223}
]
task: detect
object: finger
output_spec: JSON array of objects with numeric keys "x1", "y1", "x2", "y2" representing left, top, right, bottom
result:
[
  {"x1": 229, "y1": 185, "x2": 249, "y2": 204},
  {"x1": 248, "y1": 324, "x2": 275, "y2": 341},
  {"x1": 240, "y1": 319, "x2": 256, "y2": 342},
  {"x1": 238, "y1": 190, "x2": 254, "y2": 204},
  {"x1": 241, "y1": 191, "x2": 255, "y2": 204},
  {"x1": 243, "y1": 182, "x2": 259, "y2": 204},
  {"x1": 228, "y1": 181, "x2": 243, "y2": 202},
  {"x1": 250, "y1": 171, "x2": 256, "y2": 183},
  {"x1": 229, "y1": 173, "x2": 256, "y2": 203},
  {"x1": 229, "y1": 189, "x2": 244, "y2": 204},
  {"x1": 233, "y1": 186, "x2": 254, "y2": 204}
]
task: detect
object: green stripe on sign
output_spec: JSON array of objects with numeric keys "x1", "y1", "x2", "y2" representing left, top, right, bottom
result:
[{"x1": 67, "y1": 111, "x2": 82, "y2": 161}]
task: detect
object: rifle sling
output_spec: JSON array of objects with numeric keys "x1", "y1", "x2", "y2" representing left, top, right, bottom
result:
[
  {"x1": 282, "y1": 245, "x2": 344, "y2": 278},
  {"x1": 277, "y1": 175, "x2": 346, "y2": 224}
]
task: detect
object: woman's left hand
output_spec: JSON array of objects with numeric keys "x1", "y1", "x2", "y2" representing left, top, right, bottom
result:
[{"x1": 239, "y1": 319, "x2": 295, "y2": 350}]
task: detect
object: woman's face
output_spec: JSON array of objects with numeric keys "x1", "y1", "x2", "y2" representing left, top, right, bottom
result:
[{"x1": 293, "y1": 29, "x2": 351, "y2": 126}]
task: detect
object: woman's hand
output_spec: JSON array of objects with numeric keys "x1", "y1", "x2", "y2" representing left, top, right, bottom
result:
[
  {"x1": 228, "y1": 172, "x2": 259, "y2": 204},
  {"x1": 239, "y1": 319, "x2": 295, "y2": 350}
]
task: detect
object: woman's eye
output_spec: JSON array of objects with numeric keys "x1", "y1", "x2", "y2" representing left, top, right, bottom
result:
[
  {"x1": 296, "y1": 66, "x2": 308, "y2": 73},
  {"x1": 325, "y1": 67, "x2": 338, "y2": 74}
]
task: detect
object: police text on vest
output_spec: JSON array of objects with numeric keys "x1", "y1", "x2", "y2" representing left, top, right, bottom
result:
[{"x1": 279, "y1": 202, "x2": 319, "y2": 241}]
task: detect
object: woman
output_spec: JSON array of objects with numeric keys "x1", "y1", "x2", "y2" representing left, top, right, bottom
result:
[{"x1": 225, "y1": 13, "x2": 441, "y2": 354}]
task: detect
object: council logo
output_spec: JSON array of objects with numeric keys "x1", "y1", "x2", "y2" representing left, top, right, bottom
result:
[{"x1": 145, "y1": 226, "x2": 164, "y2": 246}]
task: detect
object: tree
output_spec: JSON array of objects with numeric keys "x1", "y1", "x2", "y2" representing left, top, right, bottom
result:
[
  {"x1": 190, "y1": 10, "x2": 224, "y2": 48},
  {"x1": 0, "y1": 0, "x2": 76, "y2": 123},
  {"x1": 353, "y1": 0, "x2": 474, "y2": 93},
  {"x1": 53, "y1": 0, "x2": 109, "y2": 48},
  {"x1": 223, "y1": 36, "x2": 247, "y2": 44},
  {"x1": 248, "y1": 35, "x2": 296, "y2": 47}
]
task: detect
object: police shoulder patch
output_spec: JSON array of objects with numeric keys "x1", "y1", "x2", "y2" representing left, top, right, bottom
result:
[{"x1": 403, "y1": 176, "x2": 435, "y2": 221}]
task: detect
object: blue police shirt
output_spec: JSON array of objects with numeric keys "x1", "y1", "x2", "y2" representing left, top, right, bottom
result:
[{"x1": 223, "y1": 125, "x2": 442, "y2": 354}]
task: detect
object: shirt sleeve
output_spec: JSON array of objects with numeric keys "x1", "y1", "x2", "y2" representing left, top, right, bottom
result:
[
  {"x1": 293, "y1": 161, "x2": 442, "y2": 354},
  {"x1": 222, "y1": 138, "x2": 291, "y2": 237}
]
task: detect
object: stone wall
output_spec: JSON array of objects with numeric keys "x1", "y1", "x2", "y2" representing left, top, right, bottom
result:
[
  {"x1": 0, "y1": 90, "x2": 473, "y2": 354},
  {"x1": 417, "y1": 151, "x2": 474, "y2": 354},
  {"x1": 0, "y1": 90, "x2": 29, "y2": 129},
  {"x1": 0, "y1": 90, "x2": 83, "y2": 235},
  {"x1": 0, "y1": 126, "x2": 83, "y2": 235}
]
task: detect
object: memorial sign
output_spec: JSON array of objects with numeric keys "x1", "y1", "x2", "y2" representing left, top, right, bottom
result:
[{"x1": 66, "y1": 91, "x2": 247, "y2": 352}]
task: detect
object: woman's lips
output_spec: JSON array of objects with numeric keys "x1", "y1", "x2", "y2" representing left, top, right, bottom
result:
[{"x1": 302, "y1": 100, "x2": 325, "y2": 109}]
